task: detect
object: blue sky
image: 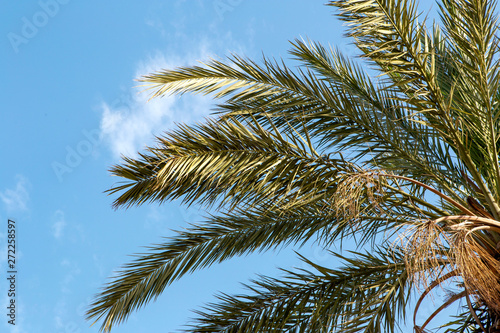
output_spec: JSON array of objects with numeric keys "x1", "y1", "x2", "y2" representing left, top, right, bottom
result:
[{"x1": 1, "y1": 1, "x2": 458, "y2": 332}]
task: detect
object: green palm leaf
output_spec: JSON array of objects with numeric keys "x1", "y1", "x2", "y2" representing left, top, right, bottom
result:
[
  {"x1": 189, "y1": 247, "x2": 413, "y2": 333},
  {"x1": 85, "y1": 203, "x2": 373, "y2": 331},
  {"x1": 107, "y1": 116, "x2": 338, "y2": 210},
  {"x1": 289, "y1": 39, "x2": 463, "y2": 192}
]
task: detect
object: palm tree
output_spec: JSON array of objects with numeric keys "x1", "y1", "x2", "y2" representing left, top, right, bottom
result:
[{"x1": 87, "y1": 0, "x2": 500, "y2": 332}]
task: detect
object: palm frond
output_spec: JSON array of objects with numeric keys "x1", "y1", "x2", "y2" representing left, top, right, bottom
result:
[
  {"x1": 187, "y1": 247, "x2": 412, "y2": 333},
  {"x1": 138, "y1": 36, "x2": 467, "y2": 209},
  {"x1": 328, "y1": 0, "x2": 444, "y2": 113},
  {"x1": 289, "y1": 38, "x2": 465, "y2": 199},
  {"x1": 107, "y1": 116, "x2": 339, "y2": 210},
  {"x1": 439, "y1": 0, "x2": 500, "y2": 200},
  {"x1": 140, "y1": 54, "x2": 337, "y2": 112},
  {"x1": 86, "y1": 201, "x2": 405, "y2": 332},
  {"x1": 89, "y1": 168, "x2": 444, "y2": 332},
  {"x1": 329, "y1": 0, "x2": 500, "y2": 223},
  {"x1": 139, "y1": 53, "x2": 348, "y2": 153}
]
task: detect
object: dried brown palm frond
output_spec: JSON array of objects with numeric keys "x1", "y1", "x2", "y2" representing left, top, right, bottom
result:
[
  {"x1": 452, "y1": 229, "x2": 500, "y2": 314},
  {"x1": 403, "y1": 214, "x2": 500, "y2": 330},
  {"x1": 401, "y1": 220, "x2": 452, "y2": 290},
  {"x1": 332, "y1": 170, "x2": 387, "y2": 223}
]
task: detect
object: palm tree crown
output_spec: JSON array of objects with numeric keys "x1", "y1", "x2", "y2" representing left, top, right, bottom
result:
[{"x1": 87, "y1": 0, "x2": 500, "y2": 332}]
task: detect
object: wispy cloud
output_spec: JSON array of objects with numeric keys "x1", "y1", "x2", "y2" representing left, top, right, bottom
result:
[
  {"x1": 0, "y1": 231, "x2": 5, "y2": 267},
  {"x1": 0, "y1": 175, "x2": 30, "y2": 212},
  {"x1": 99, "y1": 50, "x2": 215, "y2": 159},
  {"x1": 52, "y1": 259, "x2": 83, "y2": 332},
  {"x1": 99, "y1": 19, "x2": 249, "y2": 160},
  {"x1": 60, "y1": 259, "x2": 81, "y2": 294},
  {"x1": 51, "y1": 210, "x2": 66, "y2": 240}
]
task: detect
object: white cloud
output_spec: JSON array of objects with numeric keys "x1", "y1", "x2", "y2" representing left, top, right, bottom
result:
[
  {"x1": 0, "y1": 175, "x2": 30, "y2": 212},
  {"x1": 99, "y1": 22, "x2": 250, "y2": 160},
  {"x1": 51, "y1": 210, "x2": 66, "y2": 240},
  {"x1": 9, "y1": 325, "x2": 26, "y2": 333},
  {"x1": 99, "y1": 51, "x2": 215, "y2": 159},
  {"x1": 0, "y1": 231, "x2": 5, "y2": 267},
  {"x1": 54, "y1": 314, "x2": 64, "y2": 329},
  {"x1": 60, "y1": 259, "x2": 81, "y2": 294},
  {"x1": 52, "y1": 260, "x2": 84, "y2": 332}
]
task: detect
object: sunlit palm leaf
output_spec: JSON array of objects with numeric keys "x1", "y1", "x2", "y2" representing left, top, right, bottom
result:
[
  {"x1": 188, "y1": 247, "x2": 413, "y2": 333},
  {"x1": 87, "y1": 203, "x2": 402, "y2": 331},
  {"x1": 289, "y1": 39, "x2": 464, "y2": 197},
  {"x1": 107, "y1": 116, "x2": 340, "y2": 210}
]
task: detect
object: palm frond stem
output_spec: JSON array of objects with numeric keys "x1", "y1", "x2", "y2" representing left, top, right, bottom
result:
[
  {"x1": 465, "y1": 288, "x2": 487, "y2": 333},
  {"x1": 413, "y1": 269, "x2": 460, "y2": 329},
  {"x1": 418, "y1": 290, "x2": 467, "y2": 332}
]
